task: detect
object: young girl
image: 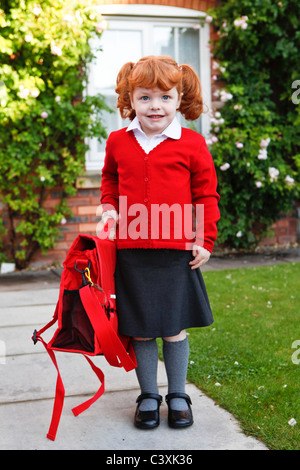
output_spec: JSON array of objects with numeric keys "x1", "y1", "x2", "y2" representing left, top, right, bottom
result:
[{"x1": 100, "y1": 55, "x2": 220, "y2": 429}]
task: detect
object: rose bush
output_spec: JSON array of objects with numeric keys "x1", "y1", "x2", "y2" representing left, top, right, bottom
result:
[
  {"x1": 205, "y1": 0, "x2": 299, "y2": 249},
  {"x1": 0, "y1": 0, "x2": 110, "y2": 269}
]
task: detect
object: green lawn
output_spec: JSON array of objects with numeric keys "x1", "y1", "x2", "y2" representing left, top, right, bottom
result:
[{"x1": 177, "y1": 262, "x2": 299, "y2": 449}]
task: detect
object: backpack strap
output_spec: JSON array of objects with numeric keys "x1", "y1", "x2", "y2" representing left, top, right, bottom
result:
[
  {"x1": 79, "y1": 284, "x2": 137, "y2": 372},
  {"x1": 71, "y1": 355, "x2": 105, "y2": 418},
  {"x1": 32, "y1": 302, "x2": 106, "y2": 441},
  {"x1": 32, "y1": 333, "x2": 65, "y2": 441}
]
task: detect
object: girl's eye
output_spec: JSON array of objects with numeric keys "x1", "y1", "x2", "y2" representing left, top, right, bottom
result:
[
  {"x1": 140, "y1": 96, "x2": 149, "y2": 101},
  {"x1": 162, "y1": 95, "x2": 171, "y2": 100}
]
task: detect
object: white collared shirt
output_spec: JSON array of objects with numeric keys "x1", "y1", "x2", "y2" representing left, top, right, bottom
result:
[{"x1": 126, "y1": 116, "x2": 182, "y2": 154}]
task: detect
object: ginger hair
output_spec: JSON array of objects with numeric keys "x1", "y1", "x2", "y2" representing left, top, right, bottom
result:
[{"x1": 115, "y1": 55, "x2": 203, "y2": 121}]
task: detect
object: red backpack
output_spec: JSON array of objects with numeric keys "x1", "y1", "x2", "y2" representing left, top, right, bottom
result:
[{"x1": 32, "y1": 222, "x2": 137, "y2": 441}]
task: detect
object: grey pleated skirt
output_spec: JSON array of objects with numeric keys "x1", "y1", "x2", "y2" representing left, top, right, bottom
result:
[{"x1": 114, "y1": 249, "x2": 213, "y2": 338}]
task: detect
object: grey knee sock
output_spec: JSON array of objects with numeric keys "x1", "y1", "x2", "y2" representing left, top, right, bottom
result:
[
  {"x1": 163, "y1": 336, "x2": 189, "y2": 411},
  {"x1": 132, "y1": 338, "x2": 159, "y2": 411}
]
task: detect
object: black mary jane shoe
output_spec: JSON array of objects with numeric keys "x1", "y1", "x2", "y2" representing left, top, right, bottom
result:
[
  {"x1": 165, "y1": 392, "x2": 194, "y2": 428},
  {"x1": 134, "y1": 393, "x2": 163, "y2": 429}
]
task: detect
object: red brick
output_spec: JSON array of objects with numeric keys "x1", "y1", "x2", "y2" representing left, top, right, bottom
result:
[{"x1": 78, "y1": 205, "x2": 98, "y2": 216}]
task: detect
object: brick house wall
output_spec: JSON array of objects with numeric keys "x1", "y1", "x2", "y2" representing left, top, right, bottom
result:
[
  {"x1": 33, "y1": 0, "x2": 223, "y2": 266},
  {"x1": 1, "y1": 0, "x2": 297, "y2": 267}
]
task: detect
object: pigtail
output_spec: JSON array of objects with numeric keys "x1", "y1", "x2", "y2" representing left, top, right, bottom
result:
[
  {"x1": 115, "y1": 62, "x2": 136, "y2": 120},
  {"x1": 179, "y1": 65, "x2": 203, "y2": 121}
]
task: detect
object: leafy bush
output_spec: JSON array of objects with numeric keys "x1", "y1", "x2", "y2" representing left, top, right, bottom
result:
[
  {"x1": 0, "y1": 0, "x2": 110, "y2": 269},
  {"x1": 205, "y1": 0, "x2": 299, "y2": 249}
]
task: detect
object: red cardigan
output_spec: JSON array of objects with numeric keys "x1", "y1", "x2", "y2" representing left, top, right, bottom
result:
[{"x1": 100, "y1": 127, "x2": 220, "y2": 252}]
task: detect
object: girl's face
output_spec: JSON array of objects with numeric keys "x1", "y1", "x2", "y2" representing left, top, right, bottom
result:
[{"x1": 130, "y1": 87, "x2": 181, "y2": 139}]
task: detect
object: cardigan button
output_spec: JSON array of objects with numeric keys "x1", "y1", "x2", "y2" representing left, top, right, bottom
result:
[
  {"x1": 144, "y1": 177, "x2": 148, "y2": 182},
  {"x1": 144, "y1": 198, "x2": 148, "y2": 203}
]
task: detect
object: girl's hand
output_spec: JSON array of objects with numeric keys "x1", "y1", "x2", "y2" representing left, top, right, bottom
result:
[
  {"x1": 99, "y1": 209, "x2": 119, "y2": 240},
  {"x1": 189, "y1": 245, "x2": 211, "y2": 270}
]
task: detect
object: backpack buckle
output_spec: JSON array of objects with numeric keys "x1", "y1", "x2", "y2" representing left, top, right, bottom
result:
[
  {"x1": 74, "y1": 261, "x2": 92, "y2": 287},
  {"x1": 32, "y1": 329, "x2": 38, "y2": 345}
]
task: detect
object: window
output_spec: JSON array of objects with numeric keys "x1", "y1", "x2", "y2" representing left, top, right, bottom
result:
[{"x1": 85, "y1": 6, "x2": 211, "y2": 170}]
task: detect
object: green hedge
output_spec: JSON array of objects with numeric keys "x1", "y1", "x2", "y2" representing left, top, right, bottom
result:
[
  {"x1": 205, "y1": 0, "x2": 299, "y2": 249},
  {"x1": 0, "y1": 0, "x2": 110, "y2": 268}
]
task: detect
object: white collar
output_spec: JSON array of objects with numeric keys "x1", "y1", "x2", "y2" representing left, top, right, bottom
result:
[{"x1": 126, "y1": 116, "x2": 181, "y2": 140}]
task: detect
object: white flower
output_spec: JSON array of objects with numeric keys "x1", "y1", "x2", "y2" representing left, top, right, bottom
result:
[
  {"x1": 55, "y1": 95, "x2": 61, "y2": 102},
  {"x1": 285, "y1": 175, "x2": 295, "y2": 186},
  {"x1": 60, "y1": 217, "x2": 67, "y2": 225},
  {"x1": 63, "y1": 14, "x2": 74, "y2": 23},
  {"x1": 236, "y1": 231, "x2": 243, "y2": 238},
  {"x1": 24, "y1": 34, "x2": 33, "y2": 43},
  {"x1": 220, "y1": 163, "x2": 230, "y2": 171},
  {"x1": 268, "y1": 167, "x2": 279, "y2": 182},
  {"x1": 260, "y1": 138, "x2": 270, "y2": 148},
  {"x1": 235, "y1": 142, "x2": 244, "y2": 149},
  {"x1": 234, "y1": 19, "x2": 243, "y2": 27},
  {"x1": 234, "y1": 16, "x2": 249, "y2": 29},
  {"x1": 32, "y1": 4, "x2": 42, "y2": 16},
  {"x1": 258, "y1": 148, "x2": 268, "y2": 160},
  {"x1": 75, "y1": 10, "x2": 83, "y2": 25},
  {"x1": 18, "y1": 87, "x2": 30, "y2": 98},
  {"x1": 234, "y1": 104, "x2": 243, "y2": 110},
  {"x1": 288, "y1": 418, "x2": 297, "y2": 427},
  {"x1": 50, "y1": 42, "x2": 62, "y2": 56},
  {"x1": 30, "y1": 88, "x2": 40, "y2": 98},
  {"x1": 40, "y1": 176, "x2": 45, "y2": 182},
  {"x1": 96, "y1": 20, "x2": 108, "y2": 32},
  {"x1": 219, "y1": 90, "x2": 233, "y2": 102},
  {"x1": 205, "y1": 15, "x2": 213, "y2": 23},
  {"x1": 41, "y1": 111, "x2": 48, "y2": 119},
  {"x1": 211, "y1": 135, "x2": 218, "y2": 143},
  {"x1": 255, "y1": 181, "x2": 262, "y2": 188}
]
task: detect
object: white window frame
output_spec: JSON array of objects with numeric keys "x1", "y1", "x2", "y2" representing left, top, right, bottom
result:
[{"x1": 84, "y1": 5, "x2": 211, "y2": 171}]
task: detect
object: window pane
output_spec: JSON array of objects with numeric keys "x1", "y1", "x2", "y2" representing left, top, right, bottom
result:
[
  {"x1": 153, "y1": 26, "x2": 174, "y2": 57},
  {"x1": 178, "y1": 27, "x2": 200, "y2": 74},
  {"x1": 154, "y1": 26, "x2": 201, "y2": 133},
  {"x1": 96, "y1": 29, "x2": 142, "y2": 91},
  {"x1": 90, "y1": 29, "x2": 142, "y2": 155},
  {"x1": 153, "y1": 26, "x2": 200, "y2": 75}
]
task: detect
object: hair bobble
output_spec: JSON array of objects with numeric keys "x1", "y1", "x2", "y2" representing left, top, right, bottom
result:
[{"x1": 178, "y1": 63, "x2": 182, "y2": 70}]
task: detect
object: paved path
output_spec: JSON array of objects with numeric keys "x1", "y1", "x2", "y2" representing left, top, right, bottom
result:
[{"x1": 3, "y1": 250, "x2": 296, "y2": 450}]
